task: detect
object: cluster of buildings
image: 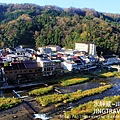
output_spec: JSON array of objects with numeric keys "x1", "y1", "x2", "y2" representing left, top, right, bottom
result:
[{"x1": 0, "y1": 42, "x2": 119, "y2": 85}]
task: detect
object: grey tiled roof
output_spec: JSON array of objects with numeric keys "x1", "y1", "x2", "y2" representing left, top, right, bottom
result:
[
  {"x1": 4, "y1": 62, "x2": 41, "y2": 70},
  {"x1": 24, "y1": 62, "x2": 41, "y2": 69}
]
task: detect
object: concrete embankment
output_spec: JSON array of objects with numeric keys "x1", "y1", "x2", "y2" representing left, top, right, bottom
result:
[{"x1": 0, "y1": 82, "x2": 44, "y2": 90}]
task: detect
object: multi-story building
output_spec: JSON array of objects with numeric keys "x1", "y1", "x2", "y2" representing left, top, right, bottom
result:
[
  {"x1": 3, "y1": 61, "x2": 42, "y2": 84},
  {"x1": 75, "y1": 42, "x2": 97, "y2": 56},
  {"x1": 36, "y1": 54, "x2": 64, "y2": 76},
  {"x1": 36, "y1": 55, "x2": 55, "y2": 76}
]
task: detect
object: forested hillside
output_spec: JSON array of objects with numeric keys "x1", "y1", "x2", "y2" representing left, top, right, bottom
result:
[{"x1": 0, "y1": 3, "x2": 120, "y2": 56}]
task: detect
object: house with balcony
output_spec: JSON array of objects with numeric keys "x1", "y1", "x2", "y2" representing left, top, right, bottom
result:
[{"x1": 36, "y1": 55, "x2": 55, "y2": 76}]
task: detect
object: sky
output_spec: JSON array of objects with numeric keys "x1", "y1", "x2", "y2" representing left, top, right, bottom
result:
[{"x1": 0, "y1": 0, "x2": 120, "y2": 14}]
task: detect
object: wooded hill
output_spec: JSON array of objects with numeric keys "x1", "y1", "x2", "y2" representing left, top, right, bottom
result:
[{"x1": 0, "y1": 3, "x2": 120, "y2": 56}]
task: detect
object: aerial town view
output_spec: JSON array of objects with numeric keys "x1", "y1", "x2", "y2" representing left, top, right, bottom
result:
[{"x1": 0, "y1": 0, "x2": 120, "y2": 120}]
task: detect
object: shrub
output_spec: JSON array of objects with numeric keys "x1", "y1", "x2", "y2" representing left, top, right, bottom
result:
[
  {"x1": 36, "y1": 85, "x2": 112, "y2": 106},
  {"x1": 98, "y1": 72, "x2": 115, "y2": 78},
  {"x1": 0, "y1": 98, "x2": 22, "y2": 110},
  {"x1": 64, "y1": 95, "x2": 120, "y2": 119},
  {"x1": 29, "y1": 86, "x2": 53, "y2": 96},
  {"x1": 61, "y1": 77, "x2": 89, "y2": 86}
]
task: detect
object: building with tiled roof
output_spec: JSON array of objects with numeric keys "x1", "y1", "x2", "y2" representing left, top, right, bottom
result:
[{"x1": 3, "y1": 61, "x2": 42, "y2": 84}]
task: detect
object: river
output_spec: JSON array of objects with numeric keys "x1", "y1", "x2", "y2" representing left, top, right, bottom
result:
[{"x1": 0, "y1": 76, "x2": 120, "y2": 119}]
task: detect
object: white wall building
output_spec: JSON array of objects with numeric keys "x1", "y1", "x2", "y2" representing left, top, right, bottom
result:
[
  {"x1": 37, "y1": 47, "x2": 52, "y2": 55},
  {"x1": 46, "y1": 45, "x2": 61, "y2": 52},
  {"x1": 36, "y1": 56, "x2": 55, "y2": 76},
  {"x1": 75, "y1": 42, "x2": 96, "y2": 56},
  {"x1": 61, "y1": 61, "x2": 79, "y2": 71}
]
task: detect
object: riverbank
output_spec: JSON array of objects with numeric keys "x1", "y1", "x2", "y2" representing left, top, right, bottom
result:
[
  {"x1": 0, "y1": 102, "x2": 30, "y2": 120},
  {"x1": 0, "y1": 81, "x2": 45, "y2": 90},
  {"x1": 0, "y1": 69, "x2": 119, "y2": 120},
  {"x1": 0, "y1": 97, "x2": 44, "y2": 120}
]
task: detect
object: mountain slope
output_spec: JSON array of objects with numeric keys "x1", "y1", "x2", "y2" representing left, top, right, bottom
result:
[{"x1": 0, "y1": 3, "x2": 120, "y2": 56}]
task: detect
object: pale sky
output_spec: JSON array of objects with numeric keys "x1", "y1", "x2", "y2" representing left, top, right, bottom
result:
[{"x1": 0, "y1": 0, "x2": 120, "y2": 14}]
